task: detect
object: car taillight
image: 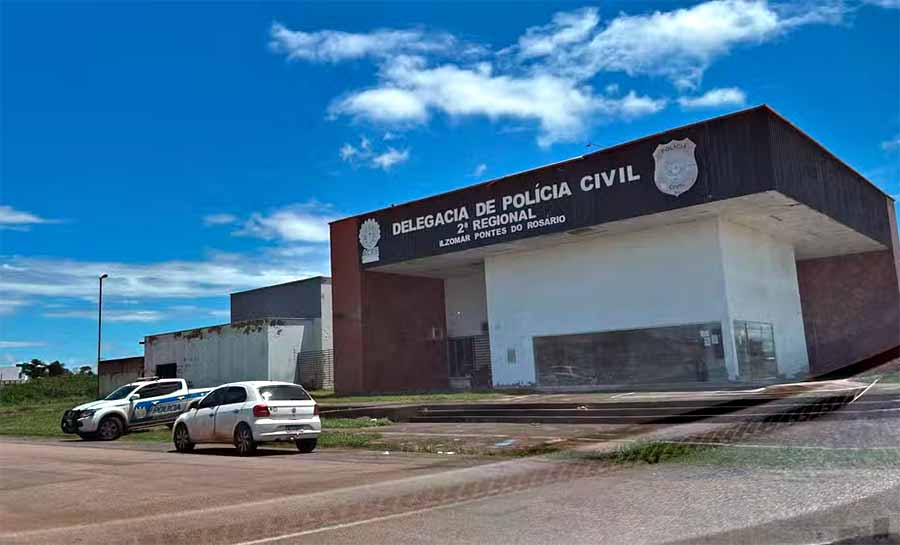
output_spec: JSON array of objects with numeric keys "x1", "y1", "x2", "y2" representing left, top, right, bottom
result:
[
  {"x1": 252, "y1": 404, "x2": 270, "y2": 417},
  {"x1": 313, "y1": 404, "x2": 319, "y2": 416}
]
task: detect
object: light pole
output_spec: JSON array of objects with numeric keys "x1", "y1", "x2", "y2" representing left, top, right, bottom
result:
[{"x1": 97, "y1": 273, "x2": 108, "y2": 397}]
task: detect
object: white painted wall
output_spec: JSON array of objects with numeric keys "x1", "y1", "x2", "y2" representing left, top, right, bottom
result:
[
  {"x1": 320, "y1": 282, "x2": 334, "y2": 351},
  {"x1": 485, "y1": 219, "x2": 729, "y2": 387},
  {"x1": 718, "y1": 220, "x2": 809, "y2": 378},
  {"x1": 483, "y1": 217, "x2": 811, "y2": 387},
  {"x1": 144, "y1": 320, "x2": 307, "y2": 388},
  {"x1": 444, "y1": 269, "x2": 488, "y2": 338}
]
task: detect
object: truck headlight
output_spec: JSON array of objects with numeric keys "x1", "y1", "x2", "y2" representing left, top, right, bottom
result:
[{"x1": 79, "y1": 409, "x2": 96, "y2": 418}]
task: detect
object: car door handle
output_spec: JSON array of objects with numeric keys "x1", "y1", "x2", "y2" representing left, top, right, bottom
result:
[
  {"x1": 177, "y1": 396, "x2": 185, "y2": 400},
  {"x1": 152, "y1": 401, "x2": 159, "y2": 405},
  {"x1": 231, "y1": 410, "x2": 239, "y2": 414}
]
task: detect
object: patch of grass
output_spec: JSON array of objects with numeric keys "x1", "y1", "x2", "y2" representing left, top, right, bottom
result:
[
  {"x1": 321, "y1": 417, "x2": 392, "y2": 428},
  {"x1": 318, "y1": 431, "x2": 381, "y2": 449},
  {"x1": 0, "y1": 398, "x2": 86, "y2": 437},
  {"x1": 0, "y1": 375, "x2": 97, "y2": 404},
  {"x1": 576, "y1": 441, "x2": 900, "y2": 469}
]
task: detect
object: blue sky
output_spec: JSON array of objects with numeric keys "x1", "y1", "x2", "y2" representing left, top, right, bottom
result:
[{"x1": 1, "y1": 0, "x2": 898, "y2": 369}]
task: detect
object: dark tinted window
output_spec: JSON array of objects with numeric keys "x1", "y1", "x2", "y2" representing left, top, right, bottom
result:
[
  {"x1": 197, "y1": 388, "x2": 225, "y2": 409},
  {"x1": 257, "y1": 385, "x2": 311, "y2": 401},
  {"x1": 135, "y1": 382, "x2": 181, "y2": 399},
  {"x1": 104, "y1": 385, "x2": 138, "y2": 400},
  {"x1": 223, "y1": 386, "x2": 247, "y2": 404}
]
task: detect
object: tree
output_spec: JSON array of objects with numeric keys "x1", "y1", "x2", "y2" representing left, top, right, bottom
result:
[
  {"x1": 77, "y1": 366, "x2": 94, "y2": 376},
  {"x1": 46, "y1": 361, "x2": 70, "y2": 377}
]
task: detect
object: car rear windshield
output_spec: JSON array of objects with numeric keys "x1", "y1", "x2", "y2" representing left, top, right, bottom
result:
[{"x1": 257, "y1": 385, "x2": 311, "y2": 401}]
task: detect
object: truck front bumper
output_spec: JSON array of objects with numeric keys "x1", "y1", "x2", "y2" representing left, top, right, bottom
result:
[{"x1": 61, "y1": 411, "x2": 100, "y2": 434}]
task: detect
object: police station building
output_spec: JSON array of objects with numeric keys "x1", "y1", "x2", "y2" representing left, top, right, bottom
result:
[{"x1": 329, "y1": 106, "x2": 900, "y2": 395}]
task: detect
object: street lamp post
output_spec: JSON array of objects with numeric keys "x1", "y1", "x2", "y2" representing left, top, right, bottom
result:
[{"x1": 97, "y1": 273, "x2": 108, "y2": 397}]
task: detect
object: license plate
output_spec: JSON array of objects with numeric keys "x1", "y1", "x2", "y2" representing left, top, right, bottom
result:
[{"x1": 284, "y1": 425, "x2": 307, "y2": 431}]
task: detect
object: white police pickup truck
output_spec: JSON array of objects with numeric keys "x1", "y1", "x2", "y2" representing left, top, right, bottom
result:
[{"x1": 61, "y1": 377, "x2": 212, "y2": 441}]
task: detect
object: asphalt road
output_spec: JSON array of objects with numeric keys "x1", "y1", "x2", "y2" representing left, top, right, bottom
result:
[{"x1": 1, "y1": 429, "x2": 898, "y2": 545}]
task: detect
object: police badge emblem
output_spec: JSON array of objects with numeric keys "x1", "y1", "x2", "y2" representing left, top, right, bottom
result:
[
  {"x1": 653, "y1": 138, "x2": 698, "y2": 197},
  {"x1": 359, "y1": 218, "x2": 381, "y2": 264}
]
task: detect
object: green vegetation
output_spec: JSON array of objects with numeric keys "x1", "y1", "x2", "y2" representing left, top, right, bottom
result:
[
  {"x1": 0, "y1": 374, "x2": 97, "y2": 404},
  {"x1": 0, "y1": 399, "x2": 79, "y2": 437},
  {"x1": 320, "y1": 417, "x2": 392, "y2": 428},
  {"x1": 581, "y1": 441, "x2": 900, "y2": 469}
]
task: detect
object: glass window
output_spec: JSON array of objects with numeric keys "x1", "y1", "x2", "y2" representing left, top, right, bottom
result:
[
  {"x1": 135, "y1": 382, "x2": 180, "y2": 399},
  {"x1": 533, "y1": 322, "x2": 727, "y2": 387},
  {"x1": 223, "y1": 386, "x2": 247, "y2": 404},
  {"x1": 197, "y1": 388, "x2": 225, "y2": 409},
  {"x1": 258, "y1": 385, "x2": 311, "y2": 401},
  {"x1": 104, "y1": 385, "x2": 138, "y2": 400},
  {"x1": 734, "y1": 320, "x2": 777, "y2": 381}
]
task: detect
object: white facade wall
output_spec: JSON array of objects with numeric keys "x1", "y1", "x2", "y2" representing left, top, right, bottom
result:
[
  {"x1": 144, "y1": 320, "x2": 307, "y2": 388},
  {"x1": 320, "y1": 282, "x2": 334, "y2": 351},
  {"x1": 444, "y1": 269, "x2": 488, "y2": 338},
  {"x1": 718, "y1": 220, "x2": 809, "y2": 378},
  {"x1": 483, "y1": 218, "x2": 810, "y2": 387}
]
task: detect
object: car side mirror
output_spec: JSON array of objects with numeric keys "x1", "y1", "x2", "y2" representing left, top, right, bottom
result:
[
  {"x1": 130, "y1": 394, "x2": 141, "y2": 401},
  {"x1": 188, "y1": 399, "x2": 200, "y2": 411}
]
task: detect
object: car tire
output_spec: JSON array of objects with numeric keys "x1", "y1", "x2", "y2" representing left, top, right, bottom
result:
[
  {"x1": 233, "y1": 423, "x2": 257, "y2": 456},
  {"x1": 173, "y1": 423, "x2": 195, "y2": 453},
  {"x1": 96, "y1": 416, "x2": 124, "y2": 441},
  {"x1": 77, "y1": 432, "x2": 97, "y2": 441},
  {"x1": 295, "y1": 438, "x2": 317, "y2": 453}
]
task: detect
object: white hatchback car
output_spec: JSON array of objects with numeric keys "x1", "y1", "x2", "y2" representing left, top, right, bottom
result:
[{"x1": 172, "y1": 381, "x2": 321, "y2": 455}]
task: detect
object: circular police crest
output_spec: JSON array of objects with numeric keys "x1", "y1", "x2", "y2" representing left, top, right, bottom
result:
[
  {"x1": 359, "y1": 218, "x2": 381, "y2": 263},
  {"x1": 134, "y1": 406, "x2": 147, "y2": 420},
  {"x1": 653, "y1": 138, "x2": 698, "y2": 197}
]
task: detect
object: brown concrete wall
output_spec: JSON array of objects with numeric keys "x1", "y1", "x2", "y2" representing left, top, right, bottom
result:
[
  {"x1": 361, "y1": 271, "x2": 448, "y2": 393},
  {"x1": 98, "y1": 357, "x2": 144, "y2": 396},
  {"x1": 797, "y1": 227, "x2": 900, "y2": 375},
  {"x1": 330, "y1": 218, "x2": 365, "y2": 394},
  {"x1": 331, "y1": 217, "x2": 449, "y2": 394}
]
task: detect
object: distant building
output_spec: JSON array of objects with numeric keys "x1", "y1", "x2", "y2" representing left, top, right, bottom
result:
[
  {"x1": 0, "y1": 366, "x2": 26, "y2": 385},
  {"x1": 143, "y1": 276, "x2": 333, "y2": 389},
  {"x1": 98, "y1": 356, "x2": 144, "y2": 396}
]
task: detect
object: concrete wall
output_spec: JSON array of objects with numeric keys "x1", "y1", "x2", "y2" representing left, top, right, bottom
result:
[
  {"x1": 484, "y1": 218, "x2": 811, "y2": 387},
  {"x1": 718, "y1": 220, "x2": 809, "y2": 378},
  {"x1": 797, "y1": 248, "x2": 900, "y2": 374},
  {"x1": 230, "y1": 277, "x2": 327, "y2": 322},
  {"x1": 444, "y1": 268, "x2": 488, "y2": 338},
  {"x1": 144, "y1": 320, "x2": 307, "y2": 388},
  {"x1": 485, "y1": 219, "x2": 730, "y2": 387},
  {"x1": 98, "y1": 356, "x2": 144, "y2": 396}
]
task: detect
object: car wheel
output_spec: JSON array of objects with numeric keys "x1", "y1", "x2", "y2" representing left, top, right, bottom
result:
[
  {"x1": 295, "y1": 438, "x2": 318, "y2": 453},
  {"x1": 96, "y1": 416, "x2": 124, "y2": 441},
  {"x1": 173, "y1": 424, "x2": 195, "y2": 453},
  {"x1": 77, "y1": 432, "x2": 97, "y2": 441},
  {"x1": 233, "y1": 423, "x2": 257, "y2": 456}
]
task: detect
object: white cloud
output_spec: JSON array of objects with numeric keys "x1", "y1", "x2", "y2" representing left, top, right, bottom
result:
[
  {"x1": 0, "y1": 298, "x2": 27, "y2": 316},
  {"x1": 44, "y1": 309, "x2": 165, "y2": 322},
  {"x1": 473, "y1": 163, "x2": 487, "y2": 177},
  {"x1": 513, "y1": 1, "x2": 844, "y2": 90},
  {"x1": 273, "y1": 1, "x2": 844, "y2": 145},
  {"x1": 269, "y1": 23, "x2": 457, "y2": 63},
  {"x1": 863, "y1": 0, "x2": 900, "y2": 8},
  {"x1": 202, "y1": 213, "x2": 237, "y2": 226},
  {"x1": 332, "y1": 87, "x2": 428, "y2": 124},
  {"x1": 881, "y1": 135, "x2": 900, "y2": 152},
  {"x1": 332, "y1": 58, "x2": 665, "y2": 146},
  {"x1": 340, "y1": 136, "x2": 410, "y2": 170},
  {"x1": 0, "y1": 249, "x2": 328, "y2": 302},
  {"x1": 371, "y1": 148, "x2": 410, "y2": 170},
  {"x1": 0, "y1": 205, "x2": 59, "y2": 230},
  {"x1": 677, "y1": 87, "x2": 747, "y2": 109},
  {"x1": 234, "y1": 202, "x2": 335, "y2": 242},
  {"x1": 0, "y1": 341, "x2": 46, "y2": 348}
]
